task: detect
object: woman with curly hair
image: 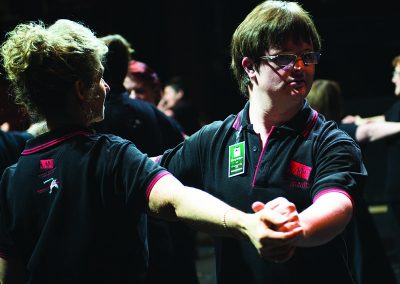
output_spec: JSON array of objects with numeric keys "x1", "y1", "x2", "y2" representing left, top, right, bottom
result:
[{"x1": 0, "y1": 19, "x2": 301, "y2": 283}]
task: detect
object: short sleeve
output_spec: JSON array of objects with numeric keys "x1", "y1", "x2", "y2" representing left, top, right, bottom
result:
[
  {"x1": 107, "y1": 141, "x2": 168, "y2": 207},
  {"x1": 311, "y1": 131, "x2": 367, "y2": 200}
]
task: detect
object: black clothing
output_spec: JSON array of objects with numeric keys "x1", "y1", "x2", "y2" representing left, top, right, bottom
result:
[
  {"x1": 0, "y1": 126, "x2": 167, "y2": 283},
  {"x1": 161, "y1": 101, "x2": 367, "y2": 284},
  {"x1": 333, "y1": 117, "x2": 396, "y2": 283},
  {"x1": 93, "y1": 90, "x2": 198, "y2": 284},
  {"x1": 94, "y1": 90, "x2": 184, "y2": 156},
  {"x1": 172, "y1": 100, "x2": 201, "y2": 136},
  {"x1": 0, "y1": 130, "x2": 32, "y2": 174},
  {"x1": 339, "y1": 122, "x2": 357, "y2": 140},
  {"x1": 384, "y1": 100, "x2": 400, "y2": 201}
]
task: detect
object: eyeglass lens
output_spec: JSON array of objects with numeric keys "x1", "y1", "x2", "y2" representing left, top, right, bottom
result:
[
  {"x1": 269, "y1": 52, "x2": 320, "y2": 70},
  {"x1": 279, "y1": 53, "x2": 319, "y2": 66}
]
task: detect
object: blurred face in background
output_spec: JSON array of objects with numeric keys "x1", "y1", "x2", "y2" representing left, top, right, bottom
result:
[
  {"x1": 392, "y1": 63, "x2": 400, "y2": 96},
  {"x1": 123, "y1": 74, "x2": 160, "y2": 105},
  {"x1": 161, "y1": 85, "x2": 183, "y2": 109}
]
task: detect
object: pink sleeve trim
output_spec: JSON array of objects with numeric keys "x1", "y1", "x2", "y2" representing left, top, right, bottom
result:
[
  {"x1": 145, "y1": 171, "x2": 171, "y2": 201},
  {"x1": 313, "y1": 188, "x2": 354, "y2": 208}
]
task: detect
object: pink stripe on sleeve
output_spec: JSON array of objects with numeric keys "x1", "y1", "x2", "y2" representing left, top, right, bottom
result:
[
  {"x1": 313, "y1": 188, "x2": 354, "y2": 208},
  {"x1": 145, "y1": 171, "x2": 171, "y2": 201}
]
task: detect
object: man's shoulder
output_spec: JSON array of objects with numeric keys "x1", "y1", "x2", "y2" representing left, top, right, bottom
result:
[{"x1": 311, "y1": 119, "x2": 361, "y2": 155}]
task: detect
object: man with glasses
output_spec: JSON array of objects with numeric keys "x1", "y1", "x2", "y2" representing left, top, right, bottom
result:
[{"x1": 156, "y1": 1, "x2": 368, "y2": 283}]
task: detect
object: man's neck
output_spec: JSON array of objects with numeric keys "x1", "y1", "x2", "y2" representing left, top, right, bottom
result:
[{"x1": 248, "y1": 99, "x2": 303, "y2": 144}]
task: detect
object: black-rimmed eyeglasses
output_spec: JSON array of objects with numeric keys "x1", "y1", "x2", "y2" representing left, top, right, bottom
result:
[{"x1": 259, "y1": 51, "x2": 321, "y2": 71}]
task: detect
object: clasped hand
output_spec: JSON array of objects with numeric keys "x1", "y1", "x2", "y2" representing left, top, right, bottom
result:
[{"x1": 246, "y1": 197, "x2": 303, "y2": 263}]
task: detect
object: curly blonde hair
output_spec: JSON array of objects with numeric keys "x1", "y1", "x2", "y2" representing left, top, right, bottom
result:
[{"x1": 0, "y1": 19, "x2": 108, "y2": 119}]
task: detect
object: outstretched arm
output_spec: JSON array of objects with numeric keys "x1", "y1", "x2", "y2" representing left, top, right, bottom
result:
[
  {"x1": 147, "y1": 174, "x2": 303, "y2": 257},
  {"x1": 294, "y1": 192, "x2": 352, "y2": 247},
  {"x1": 355, "y1": 121, "x2": 400, "y2": 143},
  {"x1": 252, "y1": 192, "x2": 352, "y2": 256},
  {"x1": 342, "y1": 114, "x2": 385, "y2": 125}
]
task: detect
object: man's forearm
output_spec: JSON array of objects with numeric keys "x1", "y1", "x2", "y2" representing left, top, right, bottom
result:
[{"x1": 295, "y1": 192, "x2": 353, "y2": 247}]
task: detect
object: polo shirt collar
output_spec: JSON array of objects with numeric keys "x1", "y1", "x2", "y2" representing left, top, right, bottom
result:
[
  {"x1": 22, "y1": 125, "x2": 94, "y2": 155},
  {"x1": 233, "y1": 100, "x2": 318, "y2": 138}
]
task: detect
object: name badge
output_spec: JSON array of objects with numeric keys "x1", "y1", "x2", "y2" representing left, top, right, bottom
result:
[{"x1": 228, "y1": 141, "x2": 245, "y2": 177}]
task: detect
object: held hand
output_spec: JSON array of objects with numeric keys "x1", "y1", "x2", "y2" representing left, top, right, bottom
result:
[
  {"x1": 252, "y1": 197, "x2": 301, "y2": 232},
  {"x1": 251, "y1": 198, "x2": 303, "y2": 263}
]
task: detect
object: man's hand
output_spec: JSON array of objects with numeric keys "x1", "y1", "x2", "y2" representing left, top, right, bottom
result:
[{"x1": 250, "y1": 197, "x2": 303, "y2": 263}]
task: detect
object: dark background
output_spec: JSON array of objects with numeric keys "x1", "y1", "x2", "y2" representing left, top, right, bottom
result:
[
  {"x1": 3, "y1": 3, "x2": 400, "y2": 276},
  {"x1": 1, "y1": 0, "x2": 400, "y2": 122},
  {"x1": 1, "y1": 0, "x2": 399, "y2": 201}
]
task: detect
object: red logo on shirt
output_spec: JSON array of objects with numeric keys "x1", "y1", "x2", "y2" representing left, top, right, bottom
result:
[
  {"x1": 289, "y1": 160, "x2": 311, "y2": 181},
  {"x1": 40, "y1": 159, "x2": 54, "y2": 169}
]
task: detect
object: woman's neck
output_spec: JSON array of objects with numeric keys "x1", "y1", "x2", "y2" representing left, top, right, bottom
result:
[{"x1": 46, "y1": 116, "x2": 87, "y2": 131}]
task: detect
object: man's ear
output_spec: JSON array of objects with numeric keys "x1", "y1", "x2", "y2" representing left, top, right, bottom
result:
[
  {"x1": 242, "y1": 57, "x2": 256, "y2": 77},
  {"x1": 74, "y1": 80, "x2": 86, "y2": 101}
]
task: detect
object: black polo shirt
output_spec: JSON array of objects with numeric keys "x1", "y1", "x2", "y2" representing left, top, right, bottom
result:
[
  {"x1": 0, "y1": 126, "x2": 168, "y2": 283},
  {"x1": 160, "y1": 101, "x2": 367, "y2": 284}
]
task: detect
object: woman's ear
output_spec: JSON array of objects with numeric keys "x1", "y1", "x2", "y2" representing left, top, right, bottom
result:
[
  {"x1": 176, "y1": 90, "x2": 184, "y2": 100},
  {"x1": 74, "y1": 80, "x2": 86, "y2": 101},
  {"x1": 242, "y1": 57, "x2": 256, "y2": 78}
]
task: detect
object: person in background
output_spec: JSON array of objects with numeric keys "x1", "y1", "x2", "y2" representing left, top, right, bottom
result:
[
  {"x1": 344, "y1": 55, "x2": 400, "y2": 125},
  {"x1": 158, "y1": 76, "x2": 202, "y2": 136},
  {"x1": 94, "y1": 35, "x2": 184, "y2": 155},
  {"x1": 94, "y1": 34, "x2": 197, "y2": 284},
  {"x1": 0, "y1": 69, "x2": 33, "y2": 175},
  {"x1": 0, "y1": 120, "x2": 47, "y2": 177},
  {"x1": 307, "y1": 78, "x2": 396, "y2": 283},
  {"x1": 308, "y1": 79, "x2": 400, "y2": 143},
  {"x1": 0, "y1": 19, "x2": 303, "y2": 283},
  {"x1": 0, "y1": 129, "x2": 32, "y2": 175},
  {"x1": 0, "y1": 71, "x2": 31, "y2": 133},
  {"x1": 342, "y1": 55, "x2": 400, "y2": 227},
  {"x1": 157, "y1": 1, "x2": 371, "y2": 283},
  {"x1": 123, "y1": 59, "x2": 185, "y2": 135},
  {"x1": 124, "y1": 59, "x2": 162, "y2": 105}
]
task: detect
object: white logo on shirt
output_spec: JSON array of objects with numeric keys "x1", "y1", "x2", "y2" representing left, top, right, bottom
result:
[{"x1": 44, "y1": 178, "x2": 59, "y2": 194}]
